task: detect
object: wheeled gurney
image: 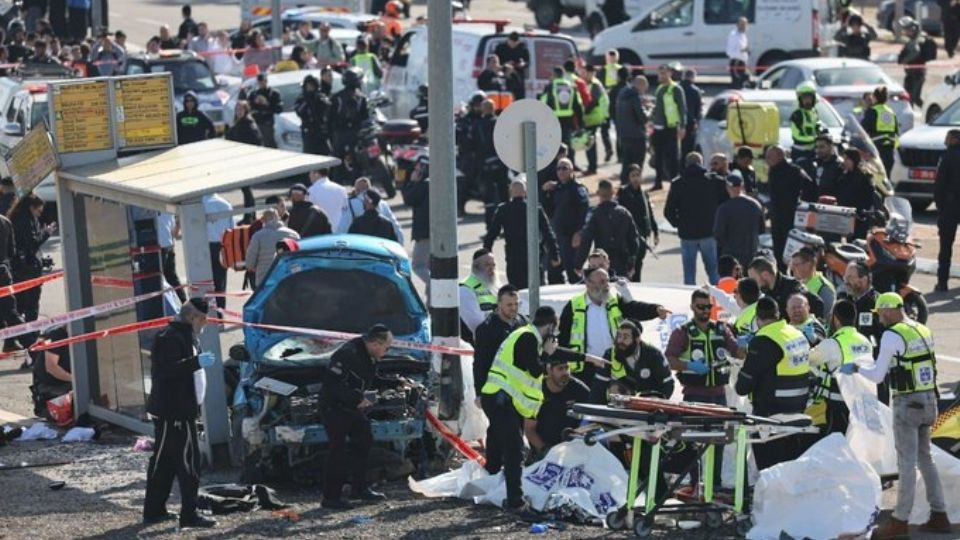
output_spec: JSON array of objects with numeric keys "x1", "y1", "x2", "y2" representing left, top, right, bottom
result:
[{"x1": 568, "y1": 396, "x2": 819, "y2": 537}]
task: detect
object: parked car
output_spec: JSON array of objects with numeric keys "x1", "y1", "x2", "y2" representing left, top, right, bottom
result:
[
  {"x1": 124, "y1": 50, "x2": 240, "y2": 134},
  {"x1": 877, "y1": 0, "x2": 941, "y2": 35},
  {"x1": 230, "y1": 7, "x2": 378, "y2": 43},
  {"x1": 890, "y1": 96, "x2": 960, "y2": 212},
  {"x1": 382, "y1": 20, "x2": 579, "y2": 119},
  {"x1": 589, "y1": 0, "x2": 839, "y2": 75},
  {"x1": 234, "y1": 234, "x2": 431, "y2": 481},
  {"x1": 526, "y1": 0, "x2": 645, "y2": 36},
  {"x1": 696, "y1": 89, "x2": 845, "y2": 161},
  {"x1": 756, "y1": 57, "x2": 916, "y2": 133},
  {"x1": 225, "y1": 68, "x2": 343, "y2": 152},
  {"x1": 923, "y1": 68, "x2": 960, "y2": 124}
]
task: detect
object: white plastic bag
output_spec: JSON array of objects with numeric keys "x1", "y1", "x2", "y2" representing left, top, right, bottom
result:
[
  {"x1": 457, "y1": 345, "x2": 489, "y2": 442},
  {"x1": 838, "y1": 372, "x2": 898, "y2": 476},
  {"x1": 748, "y1": 433, "x2": 881, "y2": 540},
  {"x1": 16, "y1": 422, "x2": 58, "y2": 441},
  {"x1": 61, "y1": 426, "x2": 96, "y2": 443}
]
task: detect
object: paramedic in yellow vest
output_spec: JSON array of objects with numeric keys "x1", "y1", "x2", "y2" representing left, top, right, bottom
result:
[
  {"x1": 459, "y1": 249, "x2": 498, "y2": 345},
  {"x1": 790, "y1": 247, "x2": 836, "y2": 320},
  {"x1": 735, "y1": 297, "x2": 811, "y2": 470},
  {"x1": 806, "y1": 300, "x2": 872, "y2": 438},
  {"x1": 733, "y1": 277, "x2": 762, "y2": 343},
  {"x1": 581, "y1": 65, "x2": 609, "y2": 175},
  {"x1": 481, "y1": 306, "x2": 604, "y2": 516},
  {"x1": 350, "y1": 37, "x2": 382, "y2": 94},
  {"x1": 541, "y1": 66, "x2": 582, "y2": 167},
  {"x1": 860, "y1": 85, "x2": 899, "y2": 177},
  {"x1": 558, "y1": 267, "x2": 669, "y2": 386},
  {"x1": 790, "y1": 82, "x2": 822, "y2": 165},
  {"x1": 651, "y1": 64, "x2": 687, "y2": 191},
  {"x1": 839, "y1": 293, "x2": 950, "y2": 537},
  {"x1": 599, "y1": 49, "x2": 622, "y2": 164}
]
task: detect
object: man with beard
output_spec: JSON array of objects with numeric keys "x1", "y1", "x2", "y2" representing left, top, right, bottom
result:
[
  {"x1": 524, "y1": 356, "x2": 590, "y2": 462},
  {"x1": 459, "y1": 250, "x2": 498, "y2": 345},
  {"x1": 474, "y1": 285, "x2": 527, "y2": 396},
  {"x1": 559, "y1": 267, "x2": 669, "y2": 387},
  {"x1": 593, "y1": 320, "x2": 674, "y2": 403},
  {"x1": 838, "y1": 260, "x2": 887, "y2": 401}
]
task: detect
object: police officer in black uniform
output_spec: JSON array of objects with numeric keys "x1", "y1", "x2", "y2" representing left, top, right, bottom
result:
[
  {"x1": 483, "y1": 180, "x2": 560, "y2": 289},
  {"x1": 320, "y1": 324, "x2": 397, "y2": 509},
  {"x1": 295, "y1": 74, "x2": 332, "y2": 156},
  {"x1": 410, "y1": 84, "x2": 429, "y2": 133},
  {"x1": 143, "y1": 298, "x2": 217, "y2": 529},
  {"x1": 329, "y1": 68, "x2": 370, "y2": 160}
]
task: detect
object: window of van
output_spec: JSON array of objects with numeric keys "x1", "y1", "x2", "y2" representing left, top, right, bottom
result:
[
  {"x1": 704, "y1": 0, "x2": 756, "y2": 25},
  {"x1": 30, "y1": 100, "x2": 48, "y2": 129},
  {"x1": 633, "y1": 0, "x2": 693, "y2": 31}
]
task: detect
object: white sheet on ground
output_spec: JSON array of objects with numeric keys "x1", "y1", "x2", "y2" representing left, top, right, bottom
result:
[
  {"x1": 838, "y1": 372, "x2": 898, "y2": 476},
  {"x1": 909, "y1": 446, "x2": 960, "y2": 524},
  {"x1": 409, "y1": 440, "x2": 627, "y2": 519},
  {"x1": 747, "y1": 433, "x2": 881, "y2": 540}
]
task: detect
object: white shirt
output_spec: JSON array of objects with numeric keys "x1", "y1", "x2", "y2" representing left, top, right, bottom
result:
[
  {"x1": 308, "y1": 176, "x2": 348, "y2": 230},
  {"x1": 726, "y1": 29, "x2": 749, "y2": 62},
  {"x1": 858, "y1": 330, "x2": 904, "y2": 384},
  {"x1": 192, "y1": 345, "x2": 207, "y2": 404},
  {"x1": 585, "y1": 301, "x2": 614, "y2": 357},
  {"x1": 206, "y1": 41, "x2": 240, "y2": 76},
  {"x1": 203, "y1": 194, "x2": 234, "y2": 243},
  {"x1": 156, "y1": 212, "x2": 176, "y2": 249},
  {"x1": 459, "y1": 280, "x2": 489, "y2": 334}
]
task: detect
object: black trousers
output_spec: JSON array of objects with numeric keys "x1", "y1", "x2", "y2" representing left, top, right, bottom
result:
[
  {"x1": 631, "y1": 241, "x2": 648, "y2": 282},
  {"x1": 600, "y1": 119, "x2": 614, "y2": 159},
  {"x1": 877, "y1": 144, "x2": 895, "y2": 178},
  {"x1": 322, "y1": 408, "x2": 373, "y2": 500},
  {"x1": 208, "y1": 243, "x2": 227, "y2": 310},
  {"x1": 257, "y1": 120, "x2": 277, "y2": 148},
  {"x1": 559, "y1": 117, "x2": 576, "y2": 167},
  {"x1": 303, "y1": 131, "x2": 332, "y2": 156},
  {"x1": 505, "y1": 253, "x2": 543, "y2": 290},
  {"x1": 944, "y1": 16, "x2": 960, "y2": 58},
  {"x1": 619, "y1": 137, "x2": 647, "y2": 183},
  {"x1": 144, "y1": 418, "x2": 201, "y2": 521},
  {"x1": 0, "y1": 267, "x2": 32, "y2": 349},
  {"x1": 729, "y1": 59, "x2": 748, "y2": 89},
  {"x1": 482, "y1": 391, "x2": 525, "y2": 507},
  {"x1": 652, "y1": 128, "x2": 679, "y2": 188},
  {"x1": 585, "y1": 126, "x2": 600, "y2": 171},
  {"x1": 483, "y1": 166, "x2": 509, "y2": 232},
  {"x1": 681, "y1": 123, "x2": 698, "y2": 162},
  {"x1": 753, "y1": 433, "x2": 803, "y2": 471},
  {"x1": 771, "y1": 221, "x2": 791, "y2": 273},
  {"x1": 14, "y1": 272, "x2": 42, "y2": 323},
  {"x1": 161, "y1": 247, "x2": 187, "y2": 303},
  {"x1": 904, "y1": 71, "x2": 925, "y2": 108},
  {"x1": 938, "y1": 213, "x2": 958, "y2": 285}
]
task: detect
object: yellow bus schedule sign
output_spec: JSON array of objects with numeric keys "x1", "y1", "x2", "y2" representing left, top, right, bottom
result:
[
  {"x1": 7, "y1": 124, "x2": 58, "y2": 195},
  {"x1": 51, "y1": 80, "x2": 113, "y2": 153},
  {"x1": 115, "y1": 76, "x2": 174, "y2": 150}
]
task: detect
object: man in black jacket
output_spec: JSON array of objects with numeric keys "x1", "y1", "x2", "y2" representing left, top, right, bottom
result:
[
  {"x1": 575, "y1": 180, "x2": 640, "y2": 279},
  {"x1": 614, "y1": 75, "x2": 649, "y2": 183},
  {"x1": 0, "y1": 210, "x2": 30, "y2": 353},
  {"x1": 617, "y1": 164, "x2": 659, "y2": 282},
  {"x1": 143, "y1": 298, "x2": 217, "y2": 529},
  {"x1": 243, "y1": 74, "x2": 283, "y2": 148},
  {"x1": 401, "y1": 159, "x2": 430, "y2": 290},
  {"x1": 935, "y1": 129, "x2": 960, "y2": 291},
  {"x1": 483, "y1": 180, "x2": 560, "y2": 289},
  {"x1": 473, "y1": 285, "x2": 527, "y2": 396},
  {"x1": 295, "y1": 75, "x2": 332, "y2": 156},
  {"x1": 320, "y1": 324, "x2": 397, "y2": 509},
  {"x1": 805, "y1": 135, "x2": 843, "y2": 196},
  {"x1": 679, "y1": 69, "x2": 703, "y2": 161},
  {"x1": 664, "y1": 152, "x2": 726, "y2": 285},
  {"x1": 747, "y1": 256, "x2": 824, "y2": 319},
  {"x1": 329, "y1": 68, "x2": 370, "y2": 160},
  {"x1": 287, "y1": 184, "x2": 332, "y2": 238},
  {"x1": 765, "y1": 145, "x2": 817, "y2": 270},
  {"x1": 542, "y1": 158, "x2": 589, "y2": 283},
  {"x1": 176, "y1": 92, "x2": 215, "y2": 145},
  {"x1": 593, "y1": 319, "x2": 674, "y2": 402},
  {"x1": 348, "y1": 190, "x2": 397, "y2": 242}
]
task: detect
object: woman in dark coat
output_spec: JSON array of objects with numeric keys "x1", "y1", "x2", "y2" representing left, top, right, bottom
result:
[{"x1": 9, "y1": 193, "x2": 56, "y2": 323}]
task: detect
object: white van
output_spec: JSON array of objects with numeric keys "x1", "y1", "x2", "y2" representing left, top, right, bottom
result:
[
  {"x1": 382, "y1": 21, "x2": 580, "y2": 120},
  {"x1": 590, "y1": 0, "x2": 838, "y2": 75}
]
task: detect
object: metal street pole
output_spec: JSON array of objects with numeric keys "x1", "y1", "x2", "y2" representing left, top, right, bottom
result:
[
  {"x1": 427, "y1": 0, "x2": 461, "y2": 421},
  {"x1": 271, "y1": 0, "x2": 283, "y2": 62},
  {"x1": 523, "y1": 121, "x2": 540, "y2": 314}
]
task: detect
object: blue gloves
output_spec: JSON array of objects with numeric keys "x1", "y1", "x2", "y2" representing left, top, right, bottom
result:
[
  {"x1": 736, "y1": 334, "x2": 753, "y2": 350},
  {"x1": 198, "y1": 352, "x2": 216, "y2": 368},
  {"x1": 802, "y1": 325, "x2": 817, "y2": 343},
  {"x1": 687, "y1": 360, "x2": 710, "y2": 375},
  {"x1": 838, "y1": 363, "x2": 857, "y2": 375}
]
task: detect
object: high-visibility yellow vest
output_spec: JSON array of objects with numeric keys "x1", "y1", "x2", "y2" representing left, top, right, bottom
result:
[
  {"x1": 791, "y1": 107, "x2": 819, "y2": 147},
  {"x1": 460, "y1": 274, "x2": 496, "y2": 312},
  {"x1": 544, "y1": 78, "x2": 575, "y2": 118},
  {"x1": 656, "y1": 81, "x2": 681, "y2": 128},
  {"x1": 583, "y1": 79, "x2": 609, "y2": 128},
  {"x1": 754, "y1": 320, "x2": 811, "y2": 407},
  {"x1": 823, "y1": 326, "x2": 873, "y2": 401},
  {"x1": 568, "y1": 291, "x2": 622, "y2": 372},
  {"x1": 677, "y1": 321, "x2": 733, "y2": 387},
  {"x1": 480, "y1": 324, "x2": 544, "y2": 418},
  {"x1": 604, "y1": 62, "x2": 622, "y2": 87},
  {"x1": 871, "y1": 103, "x2": 898, "y2": 147},
  {"x1": 805, "y1": 272, "x2": 835, "y2": 297},
  {"x1": 888, "y1": 320, "x2": 936, "y2": 396},
  {"x1": 734, "y1": 302, "x2": 758, "y2": 335},
  {"x1": 350, "y1": 52, "x2": 379, "y2": 81}
]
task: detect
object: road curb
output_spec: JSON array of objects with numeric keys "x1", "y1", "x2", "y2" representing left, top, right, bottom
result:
[{"x1": 656, "y1": 220, "x2": 960, "y2": 278}]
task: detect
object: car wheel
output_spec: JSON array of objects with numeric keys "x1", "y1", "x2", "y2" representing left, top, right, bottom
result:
[
  {"x1": 909, "y1": 199, "x2": 931, "y2": 213},
  {"x1": 617, "y1": 49, "x2": 642, "y2": 74},
  {"x1": 533, "y1": 0, "x2": 562, "y2": 29},
  {"x1": 903, "y1": 290, "x2": 928, "y2": 324},
  {"x1": 757, "y1": 50, "x2": 790, "y2": 75},
  {"x1": 925, "y1": 104, "x2": 942, "y2": 124},
  {"x1": 586, "y1": 12, "x2": 605, "y2": 38}
]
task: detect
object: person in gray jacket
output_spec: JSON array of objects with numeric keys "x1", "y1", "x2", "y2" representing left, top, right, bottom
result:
[
  {"x1": 244, "y1": 209, "x2": 299, "y2": 288},
  {"x1": 614, "y1": 74, "x2": 650, "y2": 183}
]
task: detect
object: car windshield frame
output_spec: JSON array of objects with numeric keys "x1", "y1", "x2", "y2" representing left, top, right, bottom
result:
[
  {"x1": 813, "y1": 66, "x2": 890, "y2": 87},
  {"x1": 931, "y1": 98, "x2": 960, "y2": 126},
  {"x1": 149, "y1": 59, "x2": 218, "y2": 93}
]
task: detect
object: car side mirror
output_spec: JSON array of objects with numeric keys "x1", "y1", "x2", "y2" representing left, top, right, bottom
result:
[
  {"x1": 757, "y1": 80, "x2": 771, "y2": 90},
  {"x1": 2, "y1": 122, "x2": 22, "y2": 136}
]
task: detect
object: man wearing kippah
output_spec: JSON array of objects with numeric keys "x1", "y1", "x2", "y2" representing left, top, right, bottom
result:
[{"x1": 143, "y1": 298, "x2": 217, "y2": 529}]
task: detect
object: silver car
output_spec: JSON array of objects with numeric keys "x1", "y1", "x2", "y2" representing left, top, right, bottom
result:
[
  {"x1": 755, "y1": 57, "x2": 916, "y2": 134},
  {"x1": 696, "y1": 89, "x2": 845, "y2": 160}
]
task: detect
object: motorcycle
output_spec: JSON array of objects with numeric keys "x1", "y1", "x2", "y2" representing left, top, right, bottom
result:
[{"x1": 347, "y1": 91, "x2": 396, "y2": 198}]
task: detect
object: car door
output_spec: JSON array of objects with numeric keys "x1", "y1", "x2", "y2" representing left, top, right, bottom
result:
[
  {"x1": 631, "y1": 0, "x2": 697, "y2": 67},
  {"x1": 762, "y1": 66, "x2": 802, "y2": 90}
]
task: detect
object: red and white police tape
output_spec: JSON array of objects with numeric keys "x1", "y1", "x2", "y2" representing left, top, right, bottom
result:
[
  {"x1": 0, "y1": 271, "x2": 63, "y2": 299},
  {"x1": 425, "y1": 410, "x2": 486, "y2": 465}
]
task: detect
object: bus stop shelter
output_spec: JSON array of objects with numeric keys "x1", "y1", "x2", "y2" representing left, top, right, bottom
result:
[{"x1": 56, "y1": 139, "x2": 338, "y2": 465}]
